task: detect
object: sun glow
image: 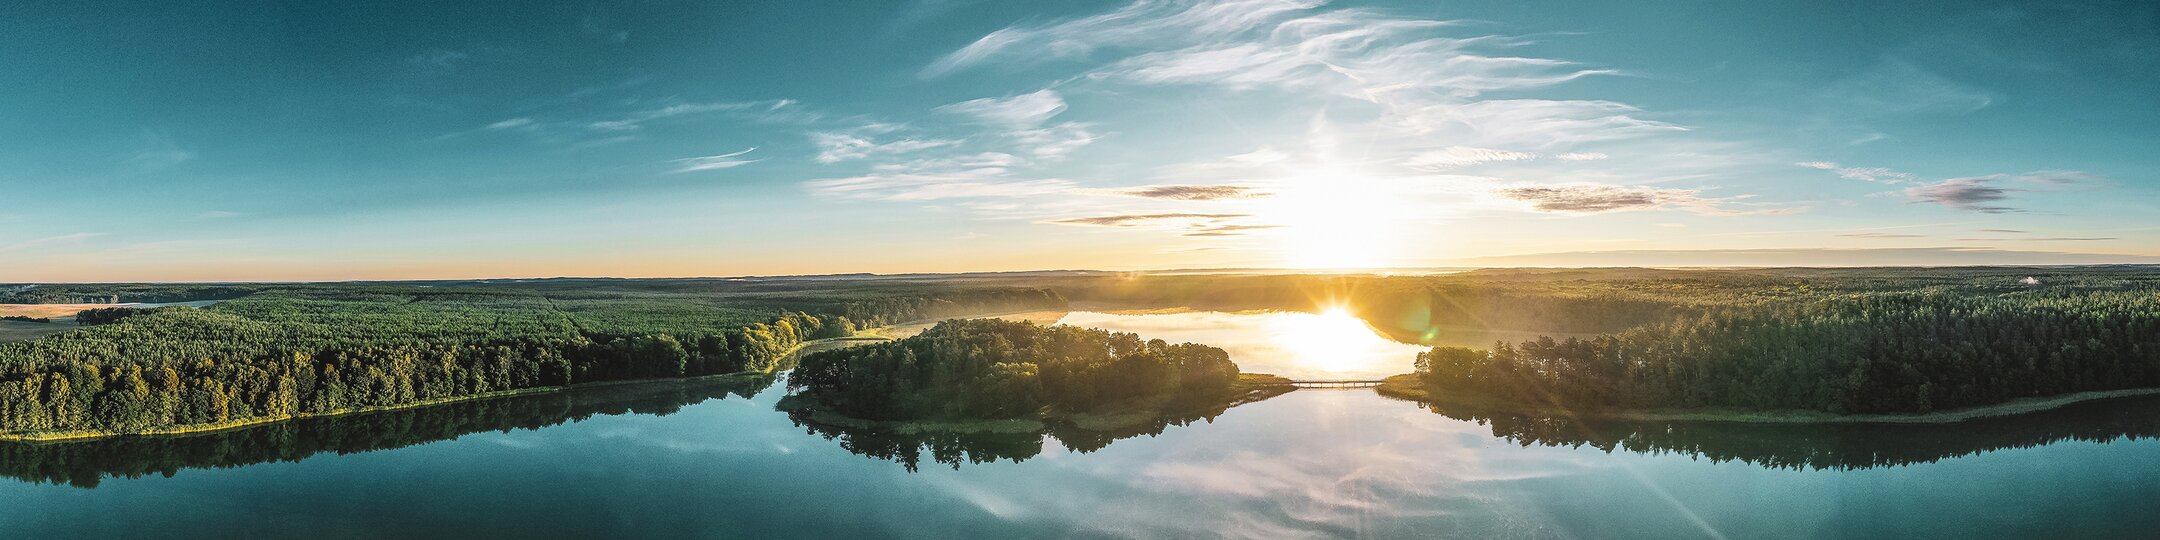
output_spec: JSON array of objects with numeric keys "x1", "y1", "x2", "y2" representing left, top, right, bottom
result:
[
  {"x1": 1265, "y1": 164, "x2": 1405, "y2": 269},
  {"x1": 1271, "y1": 307, "x2": 1402, "y2": 375}
]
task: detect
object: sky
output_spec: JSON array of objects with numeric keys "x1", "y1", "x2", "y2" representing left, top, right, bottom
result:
[{"x1": 3, "y1": 0, "x2": 2157, "y2": 281}]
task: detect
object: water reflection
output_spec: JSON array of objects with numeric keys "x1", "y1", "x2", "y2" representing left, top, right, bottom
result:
[
  {"x1": 0, "y1": 374, "x2": 778, "y2": 488},
  {"x1": 786, "y1": 386, "x2": 1293, "y2": 472},
  {"x1": 1404, "y1": 392, "x2": 2160, "y2": 470},
  {"x1": 1054, "y1": 310, "x2": 1429, "y2": 380}
]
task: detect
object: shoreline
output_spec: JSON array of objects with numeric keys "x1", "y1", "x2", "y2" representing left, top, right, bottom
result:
[
  {"x1": 0, "y1": 371, "x2": 778, "y2": 444},
  {"x1": 0, "y1": 330, "x2": 898, "y2": 444},
  {"x1": 1374, "y1": 374, "x2": 2160, "y2": 424},
  {"x1": 0, "y1": 319, "x2": 968, "y2": 444}
]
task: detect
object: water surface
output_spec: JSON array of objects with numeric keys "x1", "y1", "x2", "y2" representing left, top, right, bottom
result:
[
  {"x1": 1054, "y1": 309, "x2": 1428, "y2": 380},
  {"x1": 3, "y1": 310, "x2": 2158, "y2": 539}
]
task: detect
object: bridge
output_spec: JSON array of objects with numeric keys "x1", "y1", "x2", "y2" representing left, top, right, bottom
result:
[{"x1": 1279, "y1": 379, "x2": 1388, "y2": 388}]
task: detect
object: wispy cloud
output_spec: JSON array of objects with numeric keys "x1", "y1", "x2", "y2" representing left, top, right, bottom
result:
[
  {"x1": 1184, "y1": 223, "x2": 1278, "y2": 237},
  {"x1": 1820, "y1": 58, "x2": 1996, "y2": 116},
  {"x1": 807, "y1": 170, "x2": 1074, "y2": 201},
  {"x1": 129, "y1": 129, "x2": 193, "y2": 168},
  {"x1": 0, "y1": 232, "x2": 106, "y2": 254},
  {"x1": 485, "y1": 117, "x2": 536, "y2": 131},
  {"x1": 1899, "y1": 177, "x2": 2018, "y2": 213},
  {"x1": 1496, "y1": 184, "x2": 1793, "y2": 216},
  {"x1": 1403, "y1": 147, "x2": 1536, "y2": 170},
  {"x1": 194, "y1": 210, "x2": 241, "y2": 220},
  {"x1": 670, "y1": 148, "x2": 760, "y2": 173},
  {"x1": 921, "y1": 0, "x2": 1317, "y2": 78},
  {"x1": 1119, "y1": 185, "x2": 1269, "y2": 200},
  {"x1": 1796, "y1": 161, "x2": 1914, "y2": 184},
  {"x1": 936, "y1": 90, "x2": 1068, "y2": 128},
  {"x1": 1839, "y1": 232, "x2": 1925, "y2": 239},
  {"x1": 1955, "y1": 236, "x2": 2116, "y2": 241},
  {"x1": 590, "y1": 99, "x2": 805, "y2": 132},
  {"x1": 407, "y1": 49, "x2": 472, "y2": 71},
  {"x1": 1047, "y1": 213, "x2": 1250, "y2": 227},
  {"x1": 811, "y1": 130, "x2": 964, "y2": 164}
]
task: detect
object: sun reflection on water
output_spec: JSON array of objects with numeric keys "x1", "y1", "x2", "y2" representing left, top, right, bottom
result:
[{"x1": 1054, "y1": 309, "x2": 1428, "y2": 380}]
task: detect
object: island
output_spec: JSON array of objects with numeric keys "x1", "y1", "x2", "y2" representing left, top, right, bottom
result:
[{"x1": 784, "y1": 318, "x2": 1292, "y2": 434}]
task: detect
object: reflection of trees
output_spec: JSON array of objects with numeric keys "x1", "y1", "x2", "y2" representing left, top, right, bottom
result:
[
  {"x1": 789, "y1": 387, "x2": 1291, "y2": 472},
  {"x1": 1410, "y1": 394, "x2": 2160, "y2": 470},
  {"x1": 0, "y1": 375, "x2": 778, "y2": 488}
]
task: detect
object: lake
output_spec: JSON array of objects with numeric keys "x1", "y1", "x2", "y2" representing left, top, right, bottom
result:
[{"x1": 3, "y1": 310, "x2": 2158, "y2": 539}]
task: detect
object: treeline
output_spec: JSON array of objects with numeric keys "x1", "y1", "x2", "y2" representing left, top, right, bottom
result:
[
  {"x1": 0, "y1": 285, "x2": 255, "y2": 305},
  {"x1": 1047, "y1": 273, "x2": 1712, "y2": 341},
  {"x1": 73, "y1": 307, "x2": 142, "y2": 326},
  {"x1": 0, "y1": 285, "x2": 1052, "y2": 437},
  {"x1": 1, "y1": 316, "x2": 50, "y2": 324},
  {"x1": 0, "y1": 374, "x2": 776, "y2": 488},
  {"x1": 790, "y1": 319, "x2": 1242, "y2": 421},
  {"x1": 1410, "y1": 290, "x2": 2160, "y2": 414},
  {"x1": 833, "y1": 288, "x2": 1067, "y2": 327}
]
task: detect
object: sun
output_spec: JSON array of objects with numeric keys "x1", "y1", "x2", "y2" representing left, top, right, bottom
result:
[
  {"x1": 1271, "y1": 307, "x2": 1400, "y2": 375},
  {"x1": 1263, "y1": 164, "x2": 1404, "y2": 269}
]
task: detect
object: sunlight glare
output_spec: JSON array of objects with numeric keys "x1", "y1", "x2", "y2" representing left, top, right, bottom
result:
[
  {"x1": 1272, "y1": 307, "x2": 1400, "y2": 375},
  {"x1": 1266, "y1": 164, "x2": 1404, "y2": 269}
]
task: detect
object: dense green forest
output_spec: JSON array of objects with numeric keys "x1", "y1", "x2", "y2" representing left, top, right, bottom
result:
[
  {"x1": 10, "y1": 267, "x2": 2160, "y2": 435},
  {"x1": 1011, "y1": 267, "x2": 2160, "y2": 415},
  {"x1": 0, "y1": 282, "x2": 1066, "y2": 438},
  {"x1": 1402, "y1": 289, "x2": 2160, "y2": 414},
  {"x1": 789, "y1": 318, "x2": 1250, "y2": 422},
  {"x1": 0, "y1": 285, "x2": 254, "y2": 305}
]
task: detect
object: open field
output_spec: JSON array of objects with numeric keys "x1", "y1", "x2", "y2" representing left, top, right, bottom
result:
[{"x1": 0, "y1": 304, "x2": 113, "y2": 319}]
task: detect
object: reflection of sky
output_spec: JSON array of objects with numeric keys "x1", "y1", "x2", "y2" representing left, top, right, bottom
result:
[
  {"x1": 6, "y1": 376, "x2": 2160, "y2": 538},
  {"x1": 1054, "y1": 311, "x2": 1431, "y2": 380}
]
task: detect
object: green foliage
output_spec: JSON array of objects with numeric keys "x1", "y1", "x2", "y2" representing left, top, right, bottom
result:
[
  {"x1": 1413, "y1": 289, "x2": 2160, "y2": 414},
  {"x1": 0, "y1": 282, "x2": 1066, "y2": 436},
  {"x1": 0, "y1": 285, "x2": 254, "y2": 305},
  {"x1": 72, "y1": 308, "x2": 143, "y2": 326},
  {"x1": 790, "y1": 319, "x2": 1241, "y2": 421}
]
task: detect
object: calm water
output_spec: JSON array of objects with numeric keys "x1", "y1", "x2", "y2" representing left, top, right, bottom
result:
[
  {"x1": 1055, "y1": 310, "x2": 1430, "y2": 380},
  {"x1": 3, "y1": 311, "x2": 2159, "y2": 539}
]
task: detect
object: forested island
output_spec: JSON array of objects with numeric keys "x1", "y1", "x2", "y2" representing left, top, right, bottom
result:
[{"x1": 786, "y1": 318, "x2": 1291, "y2": 433}]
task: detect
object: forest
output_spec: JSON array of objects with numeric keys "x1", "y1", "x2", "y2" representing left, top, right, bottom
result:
[
  {"x1": 1398, "y1": 286, "x2": 2160, "y2": 415},
  {"x1": 0, "y1": 281, "x2": 1066, "y2": 438},
  {"x1": 0, "y1": 373, "x2": 777, "y2": 488},
  {"x1": 788, "y1": 318, "x2": 1250, "y2": 422},
  {"x1": 8, "y1": 266, "x2": 2160, "y2": 436}
]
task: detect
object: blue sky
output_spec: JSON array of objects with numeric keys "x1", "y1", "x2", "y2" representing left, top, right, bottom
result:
[{"x1": 2, "y1": 0, "x2": 2156, "y2": 281}]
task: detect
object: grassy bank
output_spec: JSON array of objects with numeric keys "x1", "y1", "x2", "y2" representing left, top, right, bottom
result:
[{"x1": 1375, "y1": 374, "x2": 2160, "y2": 424}]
